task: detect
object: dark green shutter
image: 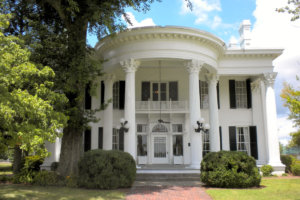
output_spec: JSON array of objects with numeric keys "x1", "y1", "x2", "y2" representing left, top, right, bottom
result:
[
  {"x1": 85, "y1": 83, "x2": 91, "y2": 109},
  {"x1": 101, "y1": 81, "x2": 105, "y2": 105},
  {"x1": 199, "y1": 80, "x2": 202, "y2": 109},
  {"x1": 119, "y1": 131, "x2": 124, "y2": 151},
  {"x1": 119, "y1": 81, "x2": 125, "y2": 110},
  {"x1": 249, "y1": 126, "x2": 258, "y2": 159},
  {"x1": 98, "y1": 127, "x2": 103, "y2": 149},
  {"x1": 169, "y1": 81, "x2": 178, "y2": 101},
  {"x1": 217, "y1": 82, "x2": 220, "y2": 109},
  {"x1": 219, "y1": 126, "x2": 222, "y2": 150},
  {"x1": 229, "y1": 80, "x2": 236, "y2": 109},
  {"x1": 141, "y1": 82, "x2": 150, "y2": 101},
  {"x1": 229, "y1": 126, "x2": 237, "y2": 151},
  {"x1": 84, "y1": 129, "x2": 91, "y2": 152},
  {"x1": 246, "y1": 79, "x2": 252, "y2": 109}
]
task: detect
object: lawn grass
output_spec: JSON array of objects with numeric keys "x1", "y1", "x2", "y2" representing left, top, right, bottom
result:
[
  {"x1": 206, "y1": 178, "x2": 300, "y2": 200},
  {"x1": 0, "y1": 184, "x2": 125, "y2": 200}
]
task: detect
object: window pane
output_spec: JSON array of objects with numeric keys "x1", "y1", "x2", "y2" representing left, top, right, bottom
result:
[
  {"x1": 113, "y1": 82, "x2": 119, "y2": 109},
  {"x1": 169, "y1": 82, "x2": 178, "y2": 101},
  {"x1": 172, "y1": 124, "x2": 183, "y2": 132},
  {"x1": 202, "y1": 130, "x2": 210, "y2": 157},
  {"x1": 137, "y1": 135, "x2": 147, "y2": 156},
  {"x1": 152, "y1": 83, "x2": 159, "y2": 101},
  {"x1": 173, "y1": 135, "x2": 183, "y2": 156},
  {"x1": 200, "y1": 81, "x2": 209, "y2": 109},
  {"x1": 235, "y1": 81, "x2": 247, "y2": 108}
]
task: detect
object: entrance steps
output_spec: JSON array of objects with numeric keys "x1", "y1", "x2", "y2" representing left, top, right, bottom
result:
[{"x1": 136, "y1": 173, "x2": 200, "y2": 182}]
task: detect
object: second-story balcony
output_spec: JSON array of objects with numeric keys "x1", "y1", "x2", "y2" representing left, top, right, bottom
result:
[{"x1": 136, "y1": 100, "x2": 189, "y2": 113}]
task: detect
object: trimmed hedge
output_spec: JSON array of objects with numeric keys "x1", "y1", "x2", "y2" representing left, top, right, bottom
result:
[
  {"x1": 78, "y1": 150, "x2": 136, "y2": 189},
  {"x1": 200, "y1": 151, "x2": 261, "y2": 188},
  {"x1": 261, "y1": 165, "x2": 273, "y2": 176},
  {"x1": 280, "y1": 155, "x2": 296, "y2": 173},
  {"x1": 33, "y1": 170, "x2": 65, "y2": 186}
]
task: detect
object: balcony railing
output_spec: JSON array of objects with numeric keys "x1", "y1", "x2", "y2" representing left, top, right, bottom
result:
[{"x1": 136, "y1": 100, "x2": 188, "y2": 113}]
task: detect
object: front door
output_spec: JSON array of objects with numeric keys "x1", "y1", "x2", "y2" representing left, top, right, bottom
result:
[{"x1": 152, "y1": 135, "x2": 169, "y2": 164}]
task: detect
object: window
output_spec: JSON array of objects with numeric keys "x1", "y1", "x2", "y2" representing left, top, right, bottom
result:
[
  {"x1": 202, "y1": 130, "x2": 210, "y2": 157},
  {"x1": 112, "y1": 128, "x2": 124, "y2": 151},
  {"x1": 85, "y1": 83, "x2": 91, "y2": 109},
  {"x1": 152, "y1": 124, "x2": 168, "y2": 132},
  {"x1": 173, "y1": 135, "x2": 183, "y2": 156},
  {"x1": 137, "y1": 135, "x2": 147, "y2": 156},
  {"x1": 172, "y1": 124, "x2": 183, "y2": 132},
  {"x1": 137, "y1": 124, "x2": 148, "y2": 133},
  {"x1": 199, "y1": 81, "x2": 209, "y2": 109},
  {"x1": 84, "y1": 129, "x2": 91, "y2": 152},
  {"x1": 229, "y1": 79, "x2": 252, "y2": 109},
  {"x1": 235, "y1": 81, "x2": 247, "y2": 108},
  {"x1": 113, "y1": 82, "x2": 119, "y2": 109},
  {"x1": 141, "y1": 81, "x2": 178, "y2": 101},
  {"x1": 98, "y1": 127, "x2": 103, "y2": 149},
  {"x1": 236, "y1": 127, "x2": 250, "y2": 155}
]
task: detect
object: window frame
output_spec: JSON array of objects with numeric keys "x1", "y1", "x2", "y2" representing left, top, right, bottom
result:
[{"x1": 236, "y1": 127, "x2": 250, "y2": 155}]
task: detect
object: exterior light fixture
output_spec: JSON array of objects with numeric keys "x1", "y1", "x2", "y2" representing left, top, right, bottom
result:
[
  {"x1": 119, "y1": 118, "x2": 129, "y2": 133},
  {"x1": 194, "y1": 117, "x2": 210, "y2": 133}
]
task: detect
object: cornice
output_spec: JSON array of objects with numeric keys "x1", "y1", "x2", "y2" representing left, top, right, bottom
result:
[
  {"x1": 96, "y1": 26, "x2": 226, "y2": 55},
  {"x1": 222, "y1": 49, "x2": 283, "y2": 59}
]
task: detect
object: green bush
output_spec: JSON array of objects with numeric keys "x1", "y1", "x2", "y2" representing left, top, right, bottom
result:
[
  {"x1": 280, "y1": 155, "x2": 296, "y2": 173},
  {"x1": 65, "y1": 175, "x2": 78, "y2": 188},
  {"x1": 33, "y1": 170, "x2": 65, "y2": 186},
  {"x1": 200, "y1": 151, "x2": 261, "y2": 188},
  {"x1": 78, "y1": 150, "x2": 136, "y2": 189},
  {"x1": 261, "y1": 165, "x2": 273, "y2": 177},
  {"x1": 291, "y1": 163, "x2": 300, "y2": 176},
  {"x1": 50, "y1": 162, "x2": 59, "y2": 171},
  {"x1": 13, "y1": 155, "x2": 44, "y2": 184}
]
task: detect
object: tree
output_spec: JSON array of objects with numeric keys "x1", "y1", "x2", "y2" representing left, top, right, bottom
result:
[
  {"x1": 0, "y1": 14, "x2": 68, "y2": 171},
  {"x1": 277, "y1": 0, "x2": 300, "y2": 21},
  {"x1": 289, "y1": 130, "x2": 300, "y2": 147},
  {"x1": 1, "y1": 0, "x2": 192, "y2": 176}
]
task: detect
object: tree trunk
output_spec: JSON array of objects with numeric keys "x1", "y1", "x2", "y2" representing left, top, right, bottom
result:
[
  {"x1": 57, "y1": 127, "x2": 83, "y2": 176},
  {"x1": 12, "y1": 145, "x2": 23, "y2": 174}
]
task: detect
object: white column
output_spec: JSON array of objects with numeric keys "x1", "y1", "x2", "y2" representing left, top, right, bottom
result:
[
  {"x1": 263, "y1": 73, "x2": 284, "y2": 169},
  {"x1": 207, "y1": 73, "x2": 220, "y2": 152},
  {"x1": 120, "y1": 58, "x2": 140, "y2": 159},
  {"x1": 186, "y1": 60, "x2": 203, "y2": 168},
  {"x1": 103, "y1": 74, "x2": 115, "y2": 150}
]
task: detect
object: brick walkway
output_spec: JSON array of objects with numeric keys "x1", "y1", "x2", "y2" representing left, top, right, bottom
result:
[{"x1": 126, "y1": 183, "x2": 212, "y2": 200}]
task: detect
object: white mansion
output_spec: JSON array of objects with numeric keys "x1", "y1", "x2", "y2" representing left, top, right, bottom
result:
[{"x1": 45, "y1": 20, "x2": 285, "y2": 173}]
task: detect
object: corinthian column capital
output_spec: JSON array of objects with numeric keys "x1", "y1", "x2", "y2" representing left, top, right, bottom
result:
[
  {"x1": 120, "y1": 58, "x2": 140, "y2": 73},
  {"x1": 185, "y1": 59, "x2": 204, "y2": 74},
  {"x1": 206, "y1": 73, "x2": 219, "y2": 84},
  {"x1": 263, "y1": 72, "x2": 277, "y2": 87}
]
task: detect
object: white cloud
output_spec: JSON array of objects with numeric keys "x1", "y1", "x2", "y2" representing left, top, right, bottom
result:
[
  {"x1": 212, "y1": 15, "x2": 222, "y2": 29},
  {"x1": 122, "y1": 12, "x2": 155, "y2": 28},
  {"x1": 180, "y1": 0, "x2": 221, "y2": 25},
  {"x1": 250, "y1": 0, "x2": 300, "y2": 143}
]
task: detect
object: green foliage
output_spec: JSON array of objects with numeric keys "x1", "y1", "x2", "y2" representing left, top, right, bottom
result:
[
  {"x1": 0, "y1": 14, "x2": 68, "y2": 158},
  {"x1": 291, "y1": 162, "x2": 300, "y2": 176},
  {"x1": 50, "y1": 162, "x2": 59, "y2": 171},
  {"x1": 78, "y1": 150, "x2": 136, "y2": 189},
  {"x1": 65, "y1": 175, "x2": 78, "y2": 188},
  {"x1": 277, "y1": 0, "x2": 300, "y2": 21},
  {"x1": 0, "y1": 175, "x2": 13, "y2": 183},
  {"x1": 261, "y1": 165, "x2": 274, "y2": 177},
  {"x1": 289, "y1": 130, "x2": 300, "y2": 148},
  {"x1": 281, "y1": 155, "x2": 296, "y2": 173},
  {"x1": 282, "y1": 173, "x2": 288, "y2": 176},
  {"x1": 13, "y1": 155, "x2": 43, "y2": 184},
  {"x1": 200, "y1": 151, "x2": 261, "y2": 188},
  {"x1": 33, "y1": 170, "x2": 65, "y2": 186}
]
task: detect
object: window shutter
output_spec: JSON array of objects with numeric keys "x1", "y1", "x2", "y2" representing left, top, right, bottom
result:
[
  {"x1": 85, "y1": 83, "x2": 91, "y2": 109},
  {"x1": 169, "y1": 82, "x2": 178, "y2": 101},
  {"x1": 84, "y1": 129, "x2": 91, "y2": 152},
  {"x1": 119, "y1": 131, "x2": 124, "y2": 151},
  {"x1": 229, "y1": 126, "x2": 237, "y2": 151},
  {"x1": 141, "y1": 82, "x2": 150, "y2": 101},
  {"x1": 217, "y1": 82, "x2": 220, "y2": 109},
  {"x1": 98, "y1": 127, "x2": 103, "y2": 149},
  {"x1": 152, "y1": 83, "x2": 159, "y2": 101},
  {"x1": 249, "y1": 126, "x2": 258, "y2": 159},
  {"x1": 199, "y1": 80, "x2": 202, "y2": 109},
  {"x1": 101, "y1": 81, "x2": 105, "y2": 105},
  {"x1": 219, "y1": 126, "x2": 222, "y2": 150},
  {"x1": 119, "y1": 81, "x2": 125, "y2": 110},
  {"x1": 246, "y1": 79, "x2": 252, "y2": 109},
  {"x1": 229, "y1": 80, "x2": 236, "y2": 109}
]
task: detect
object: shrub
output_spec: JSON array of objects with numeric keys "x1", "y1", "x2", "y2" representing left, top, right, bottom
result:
[
  {"x1": 33, "y1": 170, "x2": 65, "y2": 186},
  {"x1": 78, "y1": 150, "x2": 136, "y2": 189},
  {"x1": 282, "y1": 173, "x2": 288, "y2": 176},
  {"x1": 65, "y1": 175, "x2": 78, "y2": 188},
  {"x1": 261, "y1": 165, "x2": 273, "y2": 177},
  {"x1": 13, "y1": 155, "x2": 44, "y2": 184},
  {"x1": 200, "y1": 151, "x2": 261, "y2": 188},
  {"x1": 291, "y1": 163, "x2": 300, "y2": 176},
  {"x1": 50, "y1": 162, "x2": 59, "y2": 171},
  {"x1": 280, "y1": 155, "x2": 296, "y2": 173}
]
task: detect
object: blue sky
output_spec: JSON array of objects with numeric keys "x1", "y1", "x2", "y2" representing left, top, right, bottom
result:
[{"x1": 88, "y1": 0, "x2": 300, "y2": 145}]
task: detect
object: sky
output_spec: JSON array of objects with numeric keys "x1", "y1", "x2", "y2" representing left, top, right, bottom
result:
[{"x1": 88, "y1": 0, "x2": 300, "y2": 145}]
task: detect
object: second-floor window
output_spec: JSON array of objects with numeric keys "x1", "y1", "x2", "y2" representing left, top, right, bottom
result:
[
  {"x1": 229, "y1": 79, "x2": 252, "y2": 109},
  {"x1": 141, "y1": 81, "x2": 178, "y2": 101},
  {"x1": 199, "y1": 81, "x2": 209, "y2": 109},
  {"x1": 113, "y1": 81, "x2": 125, "y2": 110}
]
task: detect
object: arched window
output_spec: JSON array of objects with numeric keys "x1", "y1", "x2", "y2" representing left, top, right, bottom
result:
[{"x1": 152, "y1": 123, "x2": 168, "y2": 132}]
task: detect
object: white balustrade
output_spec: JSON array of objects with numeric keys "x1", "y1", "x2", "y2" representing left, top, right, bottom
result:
[{"x1": 135, "y1": 100, "x2": 188, "y2": 112}]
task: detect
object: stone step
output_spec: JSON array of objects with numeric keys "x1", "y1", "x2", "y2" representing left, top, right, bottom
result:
[{"x1": 135, "y1": 173, "x2": 200, "y2": 181}]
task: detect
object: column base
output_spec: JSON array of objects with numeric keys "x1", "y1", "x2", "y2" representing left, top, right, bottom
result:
[{"x1": 186, "y1": 162, "x2": 201, "y2": 169}]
